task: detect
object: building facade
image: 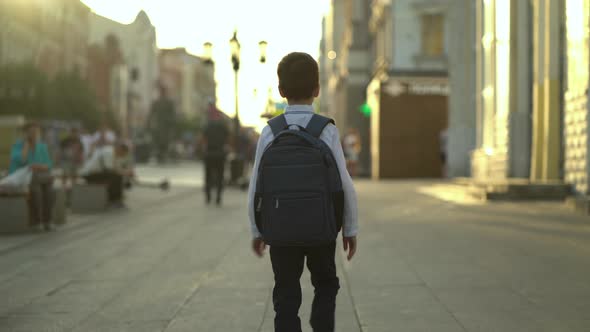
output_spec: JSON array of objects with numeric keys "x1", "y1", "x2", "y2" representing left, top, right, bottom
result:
[
  {"x1": 367, "y1": 0, "x2": 450, "y2": 179},
  {"x1": 471, "y1": 0, "x2": 535, "y2": 181},
  {"x1": 158, "y1": 48, "x2": 216, "y2": 121},
  {"x1": 446, "y1": 0, "x2": 477, "y2": 177},
  {"x1": 0, "y1": 0, "x2": 91, "y2": 76},
  {"x1": 88, "y1": 10, "x2": 158, "y2": 135},
  {"x1": 471, "y1": 0, "x2": 569, "y2": 189},
  {"x1": 564, "y1": 0, "x2": 590, "y2": 196},
  {"x1": 322, "y1": 0, "x2": 372, "y2": 176}
]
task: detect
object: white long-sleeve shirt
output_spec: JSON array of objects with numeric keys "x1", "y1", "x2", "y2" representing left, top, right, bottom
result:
[{"x1": 247, "y1": 104, "x2": 359, "y2": 239}]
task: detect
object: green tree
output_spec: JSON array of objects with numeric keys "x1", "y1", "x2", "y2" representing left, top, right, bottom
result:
[
  {"x1": 46, "y1": 71, "x2": 102, "y2": 129},
  {"x1": 0, "y1": 63, "x2": 108, "y2": 130},
  {"x1": 0, "y1": 62, "x2": 48, "y2": 119}
]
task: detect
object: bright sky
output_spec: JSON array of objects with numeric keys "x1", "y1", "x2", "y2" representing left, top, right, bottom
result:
[{"x1": 80, "y1": 0, "x2": 331, "y2": 129}]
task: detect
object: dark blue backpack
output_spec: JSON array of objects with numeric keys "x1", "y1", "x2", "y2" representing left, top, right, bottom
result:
[{"x1": 254, "y1": 114, "x2": 344, "y2": 246}]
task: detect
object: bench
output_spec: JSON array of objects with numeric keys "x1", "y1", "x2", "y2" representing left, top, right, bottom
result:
[
  {"x1": 70, "y1": 183, "x2": 108, "y2": 214},
  {"x1": 0, "y1": 193, "x2": 30, "y2": 233},
  {"x1": 0, "y1": 187, "x2": 68, "y2": 233}
]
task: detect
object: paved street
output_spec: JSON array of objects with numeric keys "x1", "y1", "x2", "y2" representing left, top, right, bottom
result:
[{"x1": 1, "y1": 165, "x2": 590, "y2": 331}]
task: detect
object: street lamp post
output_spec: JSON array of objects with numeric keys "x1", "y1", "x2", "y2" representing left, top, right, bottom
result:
[
  {"x1": 258, "y1": 41, "x2": 271, "y2": 118},
  {"x1": 202, "y1": 42, "x2": 214, "y2": 65},
  {"x1": 229, "y1": 31, "x2": 241, "y2": 130},
  {"x1": 258, "y1": 40, "x2": 268, "y2": 64}
]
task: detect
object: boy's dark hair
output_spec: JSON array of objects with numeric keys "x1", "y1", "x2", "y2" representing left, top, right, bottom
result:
[{"x1": 277, "y1": 52, "x2": 319, "y2": 100}]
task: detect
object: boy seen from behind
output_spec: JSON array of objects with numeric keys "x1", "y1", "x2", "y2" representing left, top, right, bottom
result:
[{"x1": 247, "y1": 52, "x2": 359, "y2": 332}]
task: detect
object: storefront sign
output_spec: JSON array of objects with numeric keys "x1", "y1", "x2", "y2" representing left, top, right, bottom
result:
[{"x1": 384, "y1": 81, "x2": 450, "y2": 97}]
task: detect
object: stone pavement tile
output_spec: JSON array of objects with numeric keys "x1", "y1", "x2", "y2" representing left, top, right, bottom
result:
[
  {"x1": 153, "y1": 224, "x2": 242, "y2": 277},
  {"x1": 79, "y1": 209, "x2": 249, "y2": 325},
  {"x1": 451, "y1": 309, "x2": 575, "y2": 332},
  {"x1": 0, "y1": 234, "x2": 38, "y2": 254},
  {"x1": 0, "y1": 275, "x2": 69, "y2": 316},
  {"x1": 13, "y1": 280, "x2": 126, "y2": 315},
  {"x1": 94, "y1": 273, "x2": 206, "y2": 322},
  {"x1": 166, "y1": 234, "x2": 273, "y2": 331},
  {"x1": 72, "y1": 217, "x2": 196, "y2": 281},
  {"x1": 530, "y1": 294, "x2": 590, "y2": 331},
  {"x1": 166, "y1": 287, "x2": 269, "y2": 332},
  {"x1": 434, "y1": 287, "x2": 577, "y2": 331},
  {"x1": 198, "y1": 247, "x2": 274, "y2": 290},
  {"x1": 517, "y1": 285, "x2": 590, "y2": 310},
  {"x1": 350, "y1": 285, "x2": 462, "y2": 331},
  {"x1": 0, "y1": 198, "x2": 187, "y2": 286},
  {"x1": 0, "y1": 258, "x2": 38, "y2": 285},
  {"x1": 341, "y1": 242, "x2": 423, "y2": 288},
  {"x1": 564, "y1": 320, "x2": 590, "y2": 332},
  {"x1": 0, "y1": 313, "x2": 87, "y2": 332},
  {"x1": 70, "y1": 315, "x2": 168, "y2": 332},
  {"x1": 491, "y1": 259, "x2": 590, "y2": 297},
  {"x1": 411, "y1": 262, "x2": 506, "y2": 290},
  {"x1": 0, "y1": 210, "x2": 188, "y2": 315},
  {"x1": 434, "y1": 287, "x2": 534, "y2": 314}
]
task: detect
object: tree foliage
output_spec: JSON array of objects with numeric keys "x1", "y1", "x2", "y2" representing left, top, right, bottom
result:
[{"x1": 0, "y1": 63, "x2": 110, "y2": 130}]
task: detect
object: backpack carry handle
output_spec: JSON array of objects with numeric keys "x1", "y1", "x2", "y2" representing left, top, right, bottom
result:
[
  {"x1": 269, "y1": 114, "x2": 335, "y2": 138},
  {"x1": 272, "y1": 129, "x2": 319, "y2": 147}
]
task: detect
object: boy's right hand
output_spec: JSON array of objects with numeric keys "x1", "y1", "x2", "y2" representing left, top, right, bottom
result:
[
  {"x1": 343, "y1": 236, "x2": 357, "y2": 261},
  {"x1": 252, "y1": 237, "x2": 266, "y2": 257}
]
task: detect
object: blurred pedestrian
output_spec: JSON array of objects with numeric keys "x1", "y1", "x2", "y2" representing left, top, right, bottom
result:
[
  {"x1": 79, "y1": 142, "x2": 134, "y2": 209},
  {"x1": 80, "y1": 128, "x2": 94, "y2": 160},
  {"x1": 9, "y1": 122, "x2": 55, "y2": 231},
  {"x1": 230, "y1": 126, "x2": 250, "y2": 186},
  {"x1": 343, "y1": 127, "x2": 361, "y2": 177},
  {"x1": 440, "y1": 128, "x2": 449, "y2": 177},
  {"x1": 59, "y1": 127, "x2": 84, "y2": 188},
  {"x1": 91, "y1": 123, "x2": 116, "y2": 148},
  {"x1": 200, "y1": 99, "x2": 229, "y2": 206},
  {"x1": 148, "y1": 83, "x2": 176, "y2": 164},
  {"x1": 248, "y1": 52, "x2": 359, "y2": 332}
]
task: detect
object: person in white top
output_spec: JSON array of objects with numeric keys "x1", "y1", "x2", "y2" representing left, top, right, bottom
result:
[
  {"x1": 79, "y1": 142, "x2": 133, "y2": 208},
  {"x1": 247, "y1": 52, "x2": 358, "y2": 332},
  {"x1": 88, "y1": 124, "x2": 116, "y2": 157}
]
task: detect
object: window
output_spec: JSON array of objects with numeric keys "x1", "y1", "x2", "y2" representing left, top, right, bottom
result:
[{"x1": 421, "y1": 13, "x2": 445, "y2": 57}]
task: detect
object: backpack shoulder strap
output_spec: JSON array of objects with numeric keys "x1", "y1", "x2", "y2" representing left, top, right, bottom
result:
[
  {"x1": 268, "y1": 114, "x2": 289, "y2": 137},
  {"x1": 305, "y1": 114, "x2": 335, "y2": 138}
]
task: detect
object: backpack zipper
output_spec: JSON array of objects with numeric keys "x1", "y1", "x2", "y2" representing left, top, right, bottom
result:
[
  {"x1": 256, "y1": 197, "x2": 263, "y2": 212},
  {"x1": 275, "y1": 199, "x2": 279, "y2": 208}
]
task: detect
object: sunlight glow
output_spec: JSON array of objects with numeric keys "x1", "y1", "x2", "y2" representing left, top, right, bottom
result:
[{"x1": 81, "y1": 0, "x2": 331, "y2": 130}]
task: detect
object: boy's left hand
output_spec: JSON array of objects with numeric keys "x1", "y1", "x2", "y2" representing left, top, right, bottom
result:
[{"x1": 252, "y1": 237, "x2": 266, "y2": 257}]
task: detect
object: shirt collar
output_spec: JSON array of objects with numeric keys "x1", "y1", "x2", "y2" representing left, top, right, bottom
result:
[{"x1": 284, "y1": 104, "x2": 314, "y2": 114}]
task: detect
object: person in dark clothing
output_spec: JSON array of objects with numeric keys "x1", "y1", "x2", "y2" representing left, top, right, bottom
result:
[
  {"x1": 270, "y1": 243, "x2": 340, "y2": 331},
  {"x1": 59, "y1": 127, "x2": 84, "y2": 188},
  {"x1": 201, "y1": 101, "x2": 229, "y2": 205},
  {"x1": 148, "y1": 84, "x2": 176, "y2": 164}
]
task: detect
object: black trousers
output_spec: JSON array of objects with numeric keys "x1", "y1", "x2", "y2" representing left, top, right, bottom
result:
[
  {"x1": 29, "y1": 181, "x2": 53, "y2": 225},
  {"x1": 84, "y1": 171, "x2": 123, "y2": 203},
  {"x1": 270, "y1": 242, "x2": 340, "y2": 332},
  {"x1": 204, "y1": 154, "x2": 225, "y2": 203}
]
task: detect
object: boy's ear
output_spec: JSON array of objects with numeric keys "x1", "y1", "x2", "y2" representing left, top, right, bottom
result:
[
  {"x1": 313, "y1": 86, "x2": 320, "y2": 98},
  {"x1": 279, "y1": 86, "x2": 286, "y2": 98}
]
